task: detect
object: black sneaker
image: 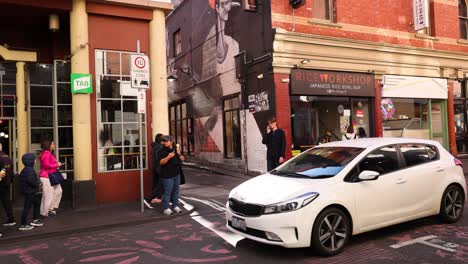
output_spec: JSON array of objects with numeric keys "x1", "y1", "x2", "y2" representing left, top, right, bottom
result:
[
  {"x1": 30, "y1": 220, "x2": 44, "y2": 227},
  {"x1": 19, "y1": 225, "x2": 34, "y2": 231},
  {"x1": 48, "y1": 211, "x2": 56, "y2": 217},
  {"x1": 3, "y1": 221, "x2": 16, "y2": 227}
]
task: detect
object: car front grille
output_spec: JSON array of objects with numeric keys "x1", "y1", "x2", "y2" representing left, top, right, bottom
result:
[{"x1": 228, "y1": 198, "x2": 264, "y2": 217}]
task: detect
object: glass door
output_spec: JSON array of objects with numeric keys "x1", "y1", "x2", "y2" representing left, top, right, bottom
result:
[{"x1": 429, "y1": 100, "x2": 449, "y2": 149}]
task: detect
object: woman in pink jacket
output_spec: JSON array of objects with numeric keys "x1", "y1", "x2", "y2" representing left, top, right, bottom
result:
[{"x1": 39, "y1": 140, "x2": 62, "y2": 217}]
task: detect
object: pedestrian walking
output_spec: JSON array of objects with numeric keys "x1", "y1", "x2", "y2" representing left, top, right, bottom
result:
[
  {"x1": 342, "y1": 126, "x2": 357, "y2": 140},
  {"x1": 19, "y1": 153, "x2": 44, "y2": 231},
  {"x1": 262, "y1": 117, "x2": 286, "y2": 171},
  {"x1": 0, "y1": 143, "x2": 16, "y2": 228},
  {"x1": 39, "y1": 140, "x2": 62, "y2": 217},
  {"x1": 143, "y1": 133, "x2": 164, "y2": 209},
  {"x1": 159, "y1": 135, "x2": 185, "y2": 215}
]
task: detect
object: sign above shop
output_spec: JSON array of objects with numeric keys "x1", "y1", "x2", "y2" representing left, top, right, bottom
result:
[
  {"x1": 131, "y1": 54, "x2": 150, "y2": 89},
  {"x1": 413, "y1": 0, "x2": 429, "y2": 31},
  {"x1": 382, "y1": 75, "x2": 448, "y2": 99},
  {"x1": 290, "y1": 69, "x2": 375, "y2": 97},
  {"x1": 71, "y1": 73, "x2": 92, "y2": 94}
]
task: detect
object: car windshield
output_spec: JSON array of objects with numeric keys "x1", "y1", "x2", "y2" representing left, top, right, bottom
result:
[{"x1": 272, "y1": 147, "x2": 364, "y2": 178}]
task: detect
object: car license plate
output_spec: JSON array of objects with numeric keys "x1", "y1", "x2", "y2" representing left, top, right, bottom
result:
[{"x1": 232, "y1": 216, "x2": 246, "y2": 231}]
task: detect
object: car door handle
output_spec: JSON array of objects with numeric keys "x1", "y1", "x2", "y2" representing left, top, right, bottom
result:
[
  {"x1": 436, "y1": 167, "x2": 445, "y2": 172},
  {"x1": 396, "y1": 178, "x2": 407, "y2": 184}
]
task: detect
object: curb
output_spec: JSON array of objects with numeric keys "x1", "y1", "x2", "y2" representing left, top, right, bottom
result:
[
  {"x1": 0, "y1": 205, "x2": 196, "y2": 246},
  {"x1": 183, "y1": 163, "x2": 251, "y2": 180}
]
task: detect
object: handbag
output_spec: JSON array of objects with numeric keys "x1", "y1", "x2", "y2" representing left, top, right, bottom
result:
[{"x1": 49, "y1": 170, "x2": 64, "y2": 186}]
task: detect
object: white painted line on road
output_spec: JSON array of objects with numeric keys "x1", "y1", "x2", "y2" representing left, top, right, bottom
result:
[
  {"x1": 390, "y1": 235, "x2": 458, "y2": 252},
  {"x1": 191, "y1": 214, "x2": 244, "y2": 247},
  {"x1": 180, "y1": 197, "x2": 243, "y2": 247},
  {"x1": 181, "y1": 196, "x2": 225, "y2": 212},
  {"x1": 210, "y1": 199, "x2": 227, "y2": 208}
]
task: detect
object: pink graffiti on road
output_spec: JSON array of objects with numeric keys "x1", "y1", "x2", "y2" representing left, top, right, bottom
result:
[{"x1": 0, "y1": 244, "x2": 48, "y2": 264}]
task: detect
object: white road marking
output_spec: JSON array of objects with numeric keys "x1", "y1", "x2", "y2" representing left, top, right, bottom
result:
[
  {"x1": 180, "y1": 197, "x2": 244, "y2": 247},
  {"x1": 390, "y1": 235, "x2": 458, "y2": 252}
]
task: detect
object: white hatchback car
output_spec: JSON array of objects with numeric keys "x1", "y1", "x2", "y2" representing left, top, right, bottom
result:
[{"x1": 226, "y1": 138, "x2": 466, "y2": 256}]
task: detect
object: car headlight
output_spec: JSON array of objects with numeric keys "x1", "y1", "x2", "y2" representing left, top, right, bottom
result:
[{"x1": 263, "y1": 192, "x2": 319, "y2": 215}]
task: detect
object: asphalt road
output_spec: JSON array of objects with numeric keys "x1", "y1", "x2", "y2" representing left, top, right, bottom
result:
[{"x1": 0, "y1": 168, "x2": 467, "y2": 264}]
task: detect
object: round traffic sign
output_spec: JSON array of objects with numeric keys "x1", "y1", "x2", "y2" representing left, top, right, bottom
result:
[{"x1": 134, "y1": 56, "x2": 146, "y2": 69}]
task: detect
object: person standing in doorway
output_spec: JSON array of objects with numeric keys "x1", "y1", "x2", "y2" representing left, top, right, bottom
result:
[
  {"x1": 19, "y1": 153, "x2": 44, "y2": 231},
  {"x1": 262, "y1": 117, "x2": 286, "y2": 171},
  {"x1": 159, "y1": 135, "x2": 185, "y2": 215},
  {"x1": 0, "y1": 143, "x2": 16, "y2": 228},
  {"x1": 39, "y1": 140, "x2": 62, "y2": 217},
  {"x1": 143, "y1": 133, "x2": 164, "y2": 209},
  {"x1": 342, "y1": 126, "x2": 357, "y2": 140}
]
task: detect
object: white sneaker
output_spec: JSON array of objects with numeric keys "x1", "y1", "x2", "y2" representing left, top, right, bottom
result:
[
  {"x1": 163, "y1": 209, "x2": 173, "y2": 215},
  {"x1": 173, "y1": 206, "x2": 183, "y2": 213}
]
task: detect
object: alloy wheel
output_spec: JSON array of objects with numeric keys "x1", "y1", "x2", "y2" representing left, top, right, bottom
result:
[
  {"x1": 318, "y1": 213, "x2": 348, "y2": 252},
  {"x1": 445, "y1": 188, "x2": 464, "y2": 220}
]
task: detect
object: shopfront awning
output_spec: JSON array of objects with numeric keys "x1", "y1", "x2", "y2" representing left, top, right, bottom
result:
[{"x1": 382, "y1": 75, "x2": 448, "y2": 99}]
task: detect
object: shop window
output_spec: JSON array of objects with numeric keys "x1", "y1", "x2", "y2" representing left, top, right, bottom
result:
[
  {"x1": 382, "y1": 98, "x2": 429, "y2": 138},
  {"x1": 169, "y1": 102, "x2": 194, "y2": 155},
  {"x1": 0, "y1": 62, "x2": 16, "y2": 118},
  {"x1": 173, "y1": 29, "x2": 182, "y2": 57},
  {"x1": 291, "y1": 96, "x2": 371, "y2": 151},
  {"x1": 96, "y1": 50, "x2": 147, "y2": 172},
  {"x1": 28, "y1": 61, "x2": 74, "y2": 172},
  {"x1": 223, "y1": 95, "x2": 242, "y2": 159},
  {"x1": 312, "y1": 0, "x2": 334, "y2": 21},
  {"x1": 244, "y1": 0, "x2": 256, "y2": 11},
  {"x1": 460, "y1": 0, "x2": 468, "y2": 39},
  {"x1": 455, "y1": 81, "x2": 468, "y2": 154}
]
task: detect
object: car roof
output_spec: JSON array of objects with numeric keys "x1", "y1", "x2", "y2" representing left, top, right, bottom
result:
[{"x1": 315, "y1": 137, "x2": 442, "y2": 149}]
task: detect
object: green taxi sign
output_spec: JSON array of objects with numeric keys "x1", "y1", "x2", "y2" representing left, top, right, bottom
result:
[{"x1": 71, "y1": 73, "x2": 93, "y2": 94}]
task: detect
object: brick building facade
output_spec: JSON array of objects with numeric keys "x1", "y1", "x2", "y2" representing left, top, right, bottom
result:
[{"x1": 167, "y1": 0, "x2": 468, "y2": 174}]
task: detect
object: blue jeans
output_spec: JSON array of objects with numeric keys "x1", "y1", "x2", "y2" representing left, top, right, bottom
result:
[{"x1": 161, "y1": 175, "x2": 180, "y2": 210}]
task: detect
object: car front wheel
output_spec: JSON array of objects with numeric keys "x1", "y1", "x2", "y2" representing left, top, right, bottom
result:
[
  {"x1": 439, "y1": 185, "x2": 465, "y2": 223},
  {"x1": 311, "y1": 207, "x2": 351, "y2": 256}
]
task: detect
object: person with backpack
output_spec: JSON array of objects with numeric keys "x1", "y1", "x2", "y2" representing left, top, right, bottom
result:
[{"x1": 19, "y1": 153, "x2": 44, "y2": 231}]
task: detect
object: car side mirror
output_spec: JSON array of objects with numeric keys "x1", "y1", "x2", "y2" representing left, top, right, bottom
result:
[{"x1": 358, "y1": 170, "x2": 380, "y2": 181}]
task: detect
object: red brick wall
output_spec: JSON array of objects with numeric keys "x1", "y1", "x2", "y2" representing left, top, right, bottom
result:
[
  {"x1": 274, "y1": 73, "x2": 293, "y2": 160},
  {"x1": 272, "y1": 0, "x2": 468, "y2": 53}
]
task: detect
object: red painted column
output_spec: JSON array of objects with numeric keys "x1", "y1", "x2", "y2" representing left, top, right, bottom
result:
[
  {"x1": 374, "y1": 78, "x2": 383, "y2": 137},
  {"x1": 274, "y1": 73, "x2": 293, "y2": 160},
  {"x1": 447, "y1": 80, "x2": 457, "y2": 156}
]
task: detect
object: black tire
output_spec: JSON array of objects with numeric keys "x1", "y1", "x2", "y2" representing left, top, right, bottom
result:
[
  {"x1": 439, "y1": 185, "x2": 465, "y2": 223},
  {"x1": 311, "y1": 207, "x2": 351, "y2": 256}
]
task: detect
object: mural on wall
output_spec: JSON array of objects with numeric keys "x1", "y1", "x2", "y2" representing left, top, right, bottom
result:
[{"x1": 167, "y1": 0, "x2": 274, "y2": 169}]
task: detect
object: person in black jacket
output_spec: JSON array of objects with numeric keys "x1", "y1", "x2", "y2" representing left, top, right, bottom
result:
[
  {"x1": 19, "y1": 153, "x2": 44, "y2": 231},
  {"x1": 262, "y1": 117, "x2": 286, "y2": 171},
  {"x1": 143, "y1": 133, "x2": 164, "y2": 209},
  {"x1": 0, "y1": 144, "x2": 15, "y2": 228}
]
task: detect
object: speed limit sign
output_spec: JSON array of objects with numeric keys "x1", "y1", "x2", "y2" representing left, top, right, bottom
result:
[{"x1": 131, "y1": 54, "x2": 150, "y2": 89}]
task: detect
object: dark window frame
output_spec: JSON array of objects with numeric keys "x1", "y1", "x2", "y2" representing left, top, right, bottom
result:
[
  {"x1": 222, "y1": 93, "x2": 242, "y2": 159},
  {"x1": 169, "y1": 101, "x2": 194, "y2": 155},
  {"x1": 173, "y1": 29, "x2": 182, "y2": 57},
  {"x1": 311, "y1": 0, "x2": 337, "y2": 22},
  {"x1": 460, "y1": 0, "x2": 468, "y2": 39}
]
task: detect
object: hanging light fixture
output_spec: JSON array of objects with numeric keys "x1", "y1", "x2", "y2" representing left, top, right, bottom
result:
[{"x1": 49, "y1": 14, "x2": 60, "y2": 32}]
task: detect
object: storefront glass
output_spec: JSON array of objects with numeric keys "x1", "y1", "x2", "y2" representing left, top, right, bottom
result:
[
  {"x1": 454, "y1": 81, "x2": 468, "y2": 154},
  {"x1": 96, "y1": 50, "x2": 148, "y2": 172},
  {"x1": 382, "y1": 98, "x2": 429, "y2": 138},
  {"x1": 291, "y1": 96, "x2": 372, "y2": 150}
]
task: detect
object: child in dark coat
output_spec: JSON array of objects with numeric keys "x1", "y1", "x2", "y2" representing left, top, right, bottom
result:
[{"x1": 19, "y1": 153, "x2": 44, "y2": 231}]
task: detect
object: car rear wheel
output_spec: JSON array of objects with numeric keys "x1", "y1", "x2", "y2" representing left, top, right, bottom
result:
[
  {"x1": 439, "y1": 185, "x2": 465, "y2": 223},
  {"x1": 311, "y1": 207, "x2": 350, "y2": 256}
]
